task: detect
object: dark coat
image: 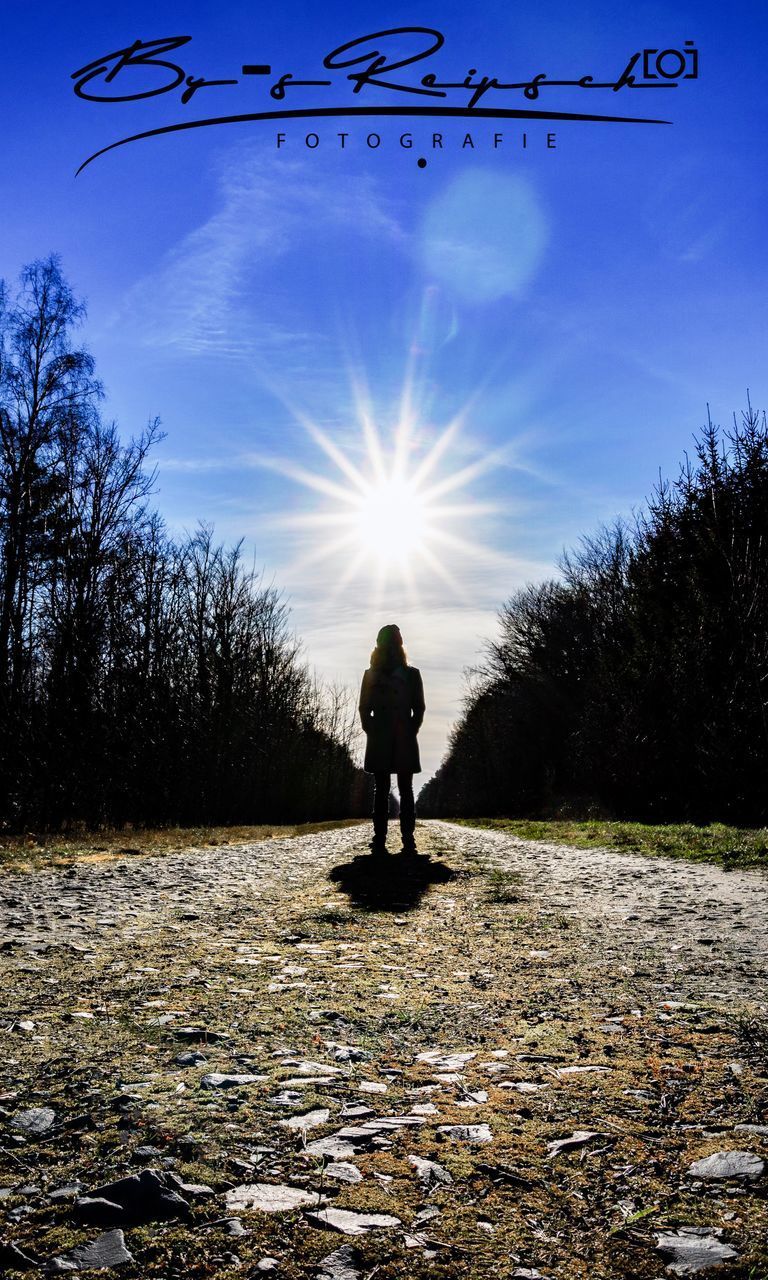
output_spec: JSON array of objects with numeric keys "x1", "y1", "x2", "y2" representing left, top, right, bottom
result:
[{"x1": 359, "y1": 664, "x2": 425, "y2": 774}]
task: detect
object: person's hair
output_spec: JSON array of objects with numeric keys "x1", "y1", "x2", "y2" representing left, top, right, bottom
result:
[{"x1": 370, "y1": 623, "x2": 408, "y2": 672}]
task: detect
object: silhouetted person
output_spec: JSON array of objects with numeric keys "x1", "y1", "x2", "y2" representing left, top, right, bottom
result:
[{"x1": 359, "y1": 624, "x2": 425, "y2": 854}]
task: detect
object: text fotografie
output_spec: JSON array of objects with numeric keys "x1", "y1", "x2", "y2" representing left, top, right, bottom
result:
[{"x1": 274, "y1": 129, "x2": 558, "y2": 150}]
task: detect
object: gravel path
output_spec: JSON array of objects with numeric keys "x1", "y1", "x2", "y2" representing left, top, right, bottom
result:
[
  {"x1": 0, "y1": 826, "x2": 363, "y2": 951},
  {"x1": 430, "y1": 822, "x2": 768, "y2": 1005},
  {"x1": 1, "y1": 820, "x2": 767, "y2": 1278},
  {"x1": 2, "y1": 820, "x2": 765, "y2": 1004}
]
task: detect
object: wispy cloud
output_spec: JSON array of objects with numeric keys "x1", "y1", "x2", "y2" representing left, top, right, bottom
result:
[
  {"x1": 113, "y1": 149, "x2": 407, "y2": 360},
  {"x1": 156, "y1": 455, "x2": 245, "y2": 473}
]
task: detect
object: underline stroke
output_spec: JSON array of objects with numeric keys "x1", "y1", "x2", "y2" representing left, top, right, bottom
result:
[{"x1": 75, "y1": 103, "x2": 671, "y2": 174}]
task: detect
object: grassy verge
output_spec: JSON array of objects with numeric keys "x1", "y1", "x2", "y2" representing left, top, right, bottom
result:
[
  {"x1": 454, "y1": 818, "x2": 768, "y2": 869},
  {"x1": 0, "y1": 819, "x2": 367, "y2": 873}
]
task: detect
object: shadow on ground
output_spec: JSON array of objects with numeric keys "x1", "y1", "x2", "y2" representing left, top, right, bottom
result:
[{"x1": 328, "y1": 850, "x2": 457, "y2": 913}]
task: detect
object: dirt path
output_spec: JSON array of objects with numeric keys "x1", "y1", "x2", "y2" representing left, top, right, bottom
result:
[{"x1": 1, "y1": 821, "x2": 766, "y2": 1278}]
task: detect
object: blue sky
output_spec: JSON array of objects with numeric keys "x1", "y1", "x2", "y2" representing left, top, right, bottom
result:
[{"x1": 2, "y1": 1, "x2": 767, "y2": 780}]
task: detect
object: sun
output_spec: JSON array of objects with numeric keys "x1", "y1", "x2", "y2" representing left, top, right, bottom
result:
[
  {"x1": 354, "y1": 474, "x2": 430, "y2": 564},
  {"x1": 257, "y1": 377, "x2": 506, "y2": 605}
]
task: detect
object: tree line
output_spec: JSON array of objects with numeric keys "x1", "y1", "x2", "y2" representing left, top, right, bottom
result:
[
  {"x1": 0, "y1": 256, "x2": 369, "y2": 830},
  {"x1": 420, "y1": 399, "x2": 768, "y2": 824}
]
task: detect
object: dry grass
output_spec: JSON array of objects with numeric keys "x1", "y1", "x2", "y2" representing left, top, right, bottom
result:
[{"x1": 0, "y1": 819, "x2": 366, "y2": 873}]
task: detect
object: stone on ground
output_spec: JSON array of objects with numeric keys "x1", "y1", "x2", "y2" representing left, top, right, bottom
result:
[
  {"x1": 316, "y1": 1243, "x2": 362, "y2": 1279},
  {"x1": 686, "y1": 1150, "x2": 764, "y2": 1181},
  {"x1": 416, "y1": 1049, "x2": 476, "y2": 1072},
  {"x1": 408, "y1": 1154, "x2": 453, "y2": 1184},
  {"x1": 306, "y1": 1207, "x2": 401, "y2": 1235},
  {"x1": 46, "y1": 1229, "x2": 133, "y2": 1271},
  {"x1": 11, "y1": 1107, "x2": 56, "y2": 1134},
  {"x1": 0, "y1": 1242, "x2": 42, "y2": 1270},
  {"x1": 323, "y1": 1162, "x2": 362, "y2": 1183},
  {"x1": 172, "y1": 1026, "x2": 230, "y2": 1042},
  {"x1": 225, "y1": 1182, "x2": 324, "y2": 1213},
  {"x1": 546, "y1": 1130, "x2": 608, "y2": 1158},
  {"x1": 280, "y1": 1108, "x2": 330, "y2": 1131},
  {"x1": 656, "y1": 1226, "x2": 739, "y2": 1274},
  {"x1": 305, "y1": 1135, "x2": 358, "y2": 1160},
  {"x1": 437, "y1": 1123, "x2": 493, "y2": 1144},
  {"x1": 201, "y1": 1072, "x2": 267, "y2": 1089},
  {"x1": 78, "y1": 1169, "x2": 190, "y2": 1223}
]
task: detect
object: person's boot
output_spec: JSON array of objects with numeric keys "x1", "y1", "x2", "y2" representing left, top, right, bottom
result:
[
  {"x1": 400, "y1": 829, "x2": 417, "y2": 856},
  {"x1": 371, "y1": 822, "x2": 388, "y2": 855}
]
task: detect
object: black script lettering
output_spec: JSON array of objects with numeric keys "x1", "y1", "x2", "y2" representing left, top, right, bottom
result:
[
  {"x1": 270, "y1": 72, "x2": 332, "y2": 100},
  {"x1": 72, "y1": 36, "x2": 191, "y2": 101},
  {"x1": 181, "y1": 74, "x2": 237, "y2": 104},
  {"x1": 324, "y1": 27, "x2": 445, "y2": 97}
]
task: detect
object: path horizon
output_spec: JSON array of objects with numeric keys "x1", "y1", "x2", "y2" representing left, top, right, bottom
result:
[{"x1": 1, "y1": 820, "x2": 766, "y2": 1277}]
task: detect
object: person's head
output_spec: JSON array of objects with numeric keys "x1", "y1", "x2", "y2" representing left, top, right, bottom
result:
[{"x1": 370, "y1": 623, "x2": 408, "y2": 671}]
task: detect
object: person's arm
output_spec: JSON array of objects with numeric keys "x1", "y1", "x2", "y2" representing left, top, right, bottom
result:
[
  {"x1": 410, "y1": 668, "x2": 425, "y2": 733},
  {"x1": 359, "y1": 670, "x2": 372, "y2": 732}
]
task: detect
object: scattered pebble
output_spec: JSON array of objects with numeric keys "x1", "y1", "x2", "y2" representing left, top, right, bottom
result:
[
  {"x1": 416, "y1": 1049, "x2": 476, "y2": 1072},
  {"x1": 174, "y1": 1050, "x2": 206, "y2": 1067},
  {"x1": 172, "y1": 1026, "x2": 230, "y2": 1043},
  {"x1": 408, "y1": 1154, "x2": 453, "y2": 1184},
  {"x1": 201, "y1": 1072, "x2": 267, "y2": 1089},
  {"x1": 437, "y1": 1123, "x2": 493, "y2": 1144},
  {"x1": 546, "y1": 1131, "x2": 609, "y2": 1158},
  {"x1": 323, "y1": 1162, "x2": 362, "y2": 1184},
  {"x1": 280, "y1": 1108, "x2": 330, "y2": 1131}
]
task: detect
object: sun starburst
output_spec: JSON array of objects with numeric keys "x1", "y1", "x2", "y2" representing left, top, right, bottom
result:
[{"x1": 256, "y1": 373, "x2": 509, "y2": 609}]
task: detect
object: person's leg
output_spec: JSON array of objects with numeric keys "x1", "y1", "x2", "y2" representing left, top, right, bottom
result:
[
  {"x1": 397, "y1": 772, "x2": 415, "y2": 847},
  {"x1": 372, "y1": 772, "x2": 390, "y2": 846}
]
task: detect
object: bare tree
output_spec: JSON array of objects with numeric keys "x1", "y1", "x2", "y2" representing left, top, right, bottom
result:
[{"x1": 0, "y1": 258, "x2": 368, "y2": 832}]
